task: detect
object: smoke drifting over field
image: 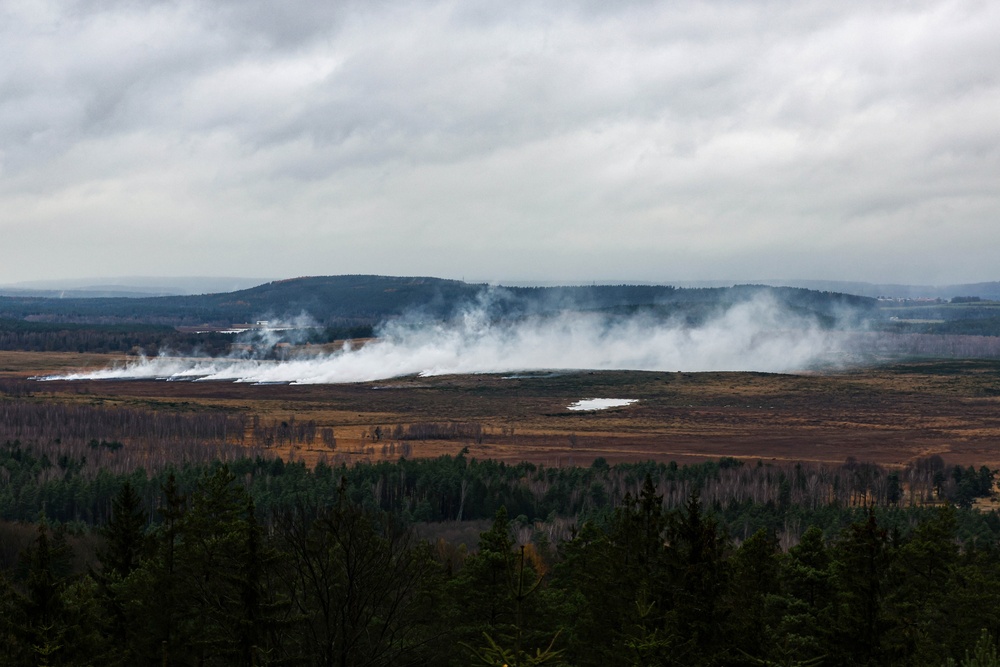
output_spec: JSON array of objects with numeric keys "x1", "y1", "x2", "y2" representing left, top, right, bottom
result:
[{"x1": 47, "y1": 294, "x2": 847, "y2": 384}]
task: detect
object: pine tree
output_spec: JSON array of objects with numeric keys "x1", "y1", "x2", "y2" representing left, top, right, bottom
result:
[
  {"x1": 452, "y1": 506, "x2": 517, "y2": 641},
  {"x1": 98, "y1": 481, "x2": 149, "y2": 578},
  {"x1": 884, "y1": 507, "x2": 960, "y2": 664},
  {"x1": 458, "y1": 507, "x2": 564, "y2": 667},
  {"x1": 729, "y1": 528, "x2": 783, "y2": 662},
  {"x1": 665, "y1": 489, "x2": 732, "y2": 665},
  {"x1": 94, "y1": 481, "x2": 151, "y2": 666},
  {"x1": 831, "y1": 509, "x2": 895, "y2": 666},
  {"x1": 776, "y1": 526, "x2": 835, "y2": 664}
]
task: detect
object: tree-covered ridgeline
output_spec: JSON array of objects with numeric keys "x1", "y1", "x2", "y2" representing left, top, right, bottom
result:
[
  {"x1": 3, "y1": 467, "x2": 1000, "y2": 666},
  {"x1": 0, "y1": 279, "x2": 876, "y2": 328},
  {"x1": 3, "y1": 428, "x2": 998, "y2": 535}
]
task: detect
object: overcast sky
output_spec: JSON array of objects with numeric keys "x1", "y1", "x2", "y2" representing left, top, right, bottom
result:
[{"x1": 2, "y1": 0, "x2": 998, "y2": 287}]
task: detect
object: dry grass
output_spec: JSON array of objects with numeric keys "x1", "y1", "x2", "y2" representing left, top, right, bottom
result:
[{"x1": 7, "y1": 353, "x2": 1000, "y2": 468}]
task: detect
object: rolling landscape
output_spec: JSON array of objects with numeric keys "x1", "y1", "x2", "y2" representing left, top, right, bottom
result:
[
  {"x1": 4, "y1": 274, "x2": 1000, "y2": 469},
  {"x1": 6, "y1": 0, "x2": 1000, "y2": 663},
  {"x1": 4, "y1": 275, "x2": 1000, "y2": 665}
]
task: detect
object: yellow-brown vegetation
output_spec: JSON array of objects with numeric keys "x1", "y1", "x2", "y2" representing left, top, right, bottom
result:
[{"x1": 4, "y1": 351, "x2": 1000, "y2": 469}]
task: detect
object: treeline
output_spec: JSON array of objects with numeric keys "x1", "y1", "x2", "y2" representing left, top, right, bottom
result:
[
  {"x1": 0, "y1": 401, "x2": 245, "y2": 446},
  {"x1": 1, "y1": 397, "x2": 246, "y2": 442},
  {"x1": 883, "y1": 303, "x2": 1000, "y2": 322},
  {"x1": 887, "y1": 318, "x2": 1000, "y2": 338},
  {"x1": 386, "y1": 421, "x2": 485, "y2": 442},
  {"x1": 3, "y1": 428, "x2": 998, "y2": 543},
  {"x1": 0, "y1": 318, "x2": 373, "y2": 355},
  {"x1": 3, "y1": 468, "x2": 1000, "y2": 665},
  {"x1": 0, "y1": 318, "x2": 232, "y2": 354},
  {"x1": 0, "y1": 400, "x2": 256, "y2": 491},
  {"x1": 1, "y1": 390, "x2": 996, "y2": 528},
  {"x1": 249, "y1": 415, "x2": 320, "y2": 448},
  {"x1": 846, "y1": 331, "x2": 1000, "y2": 359}
]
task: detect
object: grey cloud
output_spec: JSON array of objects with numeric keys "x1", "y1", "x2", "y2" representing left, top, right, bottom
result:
[{"x1": 1, "y1": 0, "x2": 999, "y2": 284}]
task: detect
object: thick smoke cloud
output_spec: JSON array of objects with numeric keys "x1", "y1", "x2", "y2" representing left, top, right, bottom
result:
[{"x1": 45, "y1": 293, "x2": 846, "y2": 384}]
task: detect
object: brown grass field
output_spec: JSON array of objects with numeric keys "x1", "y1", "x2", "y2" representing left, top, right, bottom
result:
[{"x1": 3, "y1": 350, "x2": 1000, "y2": 469}]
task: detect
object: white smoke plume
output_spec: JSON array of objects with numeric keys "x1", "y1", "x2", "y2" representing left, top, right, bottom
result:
[
  {"x1": 44, "y1": 292, "x2": 847, "y2": 384},
  {"x1": 230, "y1": 312, "x2": 322, "y2": 357}
]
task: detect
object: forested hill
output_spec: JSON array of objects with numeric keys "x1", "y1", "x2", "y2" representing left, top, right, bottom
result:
[
  {"x1": 0, "y1": 275, "x2": 467, "y2": 326},
  {"x1": 0, "y1": 274, "x2": 877, "y2": 328}
]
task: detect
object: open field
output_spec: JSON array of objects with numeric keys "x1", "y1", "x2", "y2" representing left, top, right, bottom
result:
[{"x1": 3, "y1": 351, "x2": 1000, "y2": 468}]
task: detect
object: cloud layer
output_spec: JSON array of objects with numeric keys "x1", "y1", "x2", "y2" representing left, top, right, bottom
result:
[{"x1": 3, "y1": 1, "x2": 1000, "y2": 284}]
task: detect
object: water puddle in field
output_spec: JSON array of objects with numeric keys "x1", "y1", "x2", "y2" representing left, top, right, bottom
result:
[{"x1": 567, "y1": 398, "x2": 638, "y2": 411}]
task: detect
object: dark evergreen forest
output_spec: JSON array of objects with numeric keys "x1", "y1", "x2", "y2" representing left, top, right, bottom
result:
[
  {"x1": 2, "y1": 387, "x2": 1000, "y2": 665},
  {"x1": 3, "y1": 459, "x2": 1000, "y2": 666}
]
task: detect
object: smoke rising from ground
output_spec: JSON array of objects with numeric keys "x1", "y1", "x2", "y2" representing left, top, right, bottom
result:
[{"x1": 46, "y1": 293, "x2": 848, "y2": 384}]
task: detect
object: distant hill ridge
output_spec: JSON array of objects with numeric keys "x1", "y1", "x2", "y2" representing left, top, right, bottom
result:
[
  {"x1": 0, "y1": 274, "x2": 877, "y2": 328},
  {"x1": 0, "y1": 275, "x2": 265, "y2": 297},
  {"x1": 758, "y1": 280, "x2": 1000, "y2": 301}
]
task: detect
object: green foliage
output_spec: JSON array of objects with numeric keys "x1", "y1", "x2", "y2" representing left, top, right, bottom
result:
[
  {"x1": 98, "y1": 481, "x2": 149, "y2": 577},
  {"x1": 830, "y1": 509, "x2": 895, "y2": 665},
  {"x1": 5, "y1": 449, "x2": 1000, "y2": 664},
  {"x1": 276, "y1": 481, "x2": 439, "y2": 666},
  {"x1": 466, "y1": 630, "x2": 566, "y2": 667},
  {"x1": 946, "y1": 630, "x2": 1000, "y2": 667}
]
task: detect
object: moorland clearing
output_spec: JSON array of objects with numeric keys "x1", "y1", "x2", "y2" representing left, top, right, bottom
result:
[{"x1": 4, "y1": 351, "x2": 1000, "y2": 469}]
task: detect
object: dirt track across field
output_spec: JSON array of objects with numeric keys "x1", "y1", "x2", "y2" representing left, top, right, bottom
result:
[{"x1": 5, "y1": 352, "x2": 1000, "y2": 468}]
